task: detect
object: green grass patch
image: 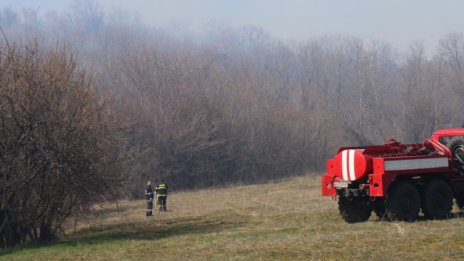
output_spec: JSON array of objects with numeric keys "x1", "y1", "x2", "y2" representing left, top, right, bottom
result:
[{"x1": 2, "y1": 175, "x2": 464, "y2": 260}]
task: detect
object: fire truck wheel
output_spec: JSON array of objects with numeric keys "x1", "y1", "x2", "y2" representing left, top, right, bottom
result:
[
  {"x1": 454, "y1": 183, "x2": 464, "y2": 209},
  {"x1": 372, "y1": 198, "x2": 386, "y2": 219},
  {"x1": 422, "y1": 179, "x2": 453, "y2": 219},
  {"x1": 338, "y1": 197, "x2": 371, "y2": 223},
  {"x1": 386, "y1": 181, "x2": 420, "y2": 222},
  {"x1": 454, "y1": 194, "x2": 464, "y2": 210},
  {"x1": 448, "y1": 136, "x2": 464, "y2": 164}
]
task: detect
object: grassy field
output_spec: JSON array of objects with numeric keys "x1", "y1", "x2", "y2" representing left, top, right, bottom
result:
[{"x1": 2, "y1": 175, "x2": 464, "y2": 260}]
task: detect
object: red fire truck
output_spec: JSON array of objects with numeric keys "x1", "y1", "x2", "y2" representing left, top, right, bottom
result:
[{"x1": 321, "y1": 128, "x2": 464, "y2": 222}]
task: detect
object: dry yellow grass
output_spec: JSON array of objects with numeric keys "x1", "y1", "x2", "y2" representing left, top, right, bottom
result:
[{"x1": 2, "y1": 175, "x2": 464, "y2": 260}]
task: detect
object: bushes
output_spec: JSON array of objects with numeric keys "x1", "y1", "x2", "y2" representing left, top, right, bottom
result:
[{"x1": 0, "y1": 40, "x2": 124, "y2": 247}]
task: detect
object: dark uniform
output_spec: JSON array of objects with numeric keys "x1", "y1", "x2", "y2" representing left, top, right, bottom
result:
[
  {"x1": 145, "y1": 182, "x2": 154, "y2": 216},
  {"x1": 155, "y1": 180, "x2": 169, "y2": 212}
]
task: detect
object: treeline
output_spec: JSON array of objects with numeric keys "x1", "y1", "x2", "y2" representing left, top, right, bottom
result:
[
  {"x1": 1, "y1": 3, "x2": 464, "y2": 191},
  {"x1": 1, "y1": 1, "x2": 464, "y2": 245}
]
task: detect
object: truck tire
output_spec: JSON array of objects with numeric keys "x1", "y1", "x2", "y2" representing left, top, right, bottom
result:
[
  {"x1": 447, "y1": 136, "x2": 464, "y2": 164},
  {"x1": 338, "y1": 197, "x2": 371, "y2": 223},
  {"x1": 456, "y1": 196, "x2": 464, "y2": 209},
  {"x1": 372, "y1": 198, "x2": 386, "y2": 219},
  {"x1": 421, "y1": 179, "x2": 453, "y2": 219},
  {"x1": 385, "y1": 181, "x2": 420, "y2": 221},
  {"x1": 454, "y1": 183, "x2": 464, "y2": 209}
]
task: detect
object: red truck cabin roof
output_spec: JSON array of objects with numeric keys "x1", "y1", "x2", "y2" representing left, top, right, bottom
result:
[{"x1": 432, "y1": 128, "x2": 464, "y2": 143}]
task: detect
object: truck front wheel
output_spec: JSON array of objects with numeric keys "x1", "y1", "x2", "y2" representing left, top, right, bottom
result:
[
  {"x1": 422, "y1": 179, "x2": 453, "y2": 219},
  {"x1": 338, "y1": 197, "x2": 371, "y2": 223},
  {"x1": 386, "y1": 181, "x2": 420, "y2": 221}
]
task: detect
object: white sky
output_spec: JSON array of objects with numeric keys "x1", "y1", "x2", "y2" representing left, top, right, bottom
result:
[{"x1": 3, "y1": 0, "x2": 464, "y2": 51}]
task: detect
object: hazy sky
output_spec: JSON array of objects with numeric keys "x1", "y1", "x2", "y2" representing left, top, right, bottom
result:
[{"x1": 3, "y1": 0, "x2": 463, "y2": 50}]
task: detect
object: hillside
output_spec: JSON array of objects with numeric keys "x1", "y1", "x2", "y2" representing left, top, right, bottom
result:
[{"x1": 1, "y1": 175, "x2": 464, "y2": 260}]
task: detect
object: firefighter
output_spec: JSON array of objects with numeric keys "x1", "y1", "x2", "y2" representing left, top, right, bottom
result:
[
  {"x1": 145, "y1": 181, "x2": 154, "y2": 216},
  {"x1": 155, "y1": 179, "x2": 169, "y2": 212}
]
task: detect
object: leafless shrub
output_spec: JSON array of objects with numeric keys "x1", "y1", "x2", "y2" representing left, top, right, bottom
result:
[{"x1": 0, "y1": 38, "x2": 125, "y2": 247}]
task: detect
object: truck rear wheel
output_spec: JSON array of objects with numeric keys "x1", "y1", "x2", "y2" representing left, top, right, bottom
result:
[
  {"x1": 386, "y1": 181, "x2": 420, "y2": 221},
  {"x1": 338, "y1": 197, "x2": 371, "y2": 223},
  {"x1": 422, "y1": 179, "x2": 453, "y2": 219}
]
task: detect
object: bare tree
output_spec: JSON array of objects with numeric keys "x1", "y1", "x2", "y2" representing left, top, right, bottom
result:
[
  {"x1": 0, "y1": 39, "x2": 125, "y2": 247},
  {"x1": 439, "y1": 32, "x2": 464, "y2": 72}
]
